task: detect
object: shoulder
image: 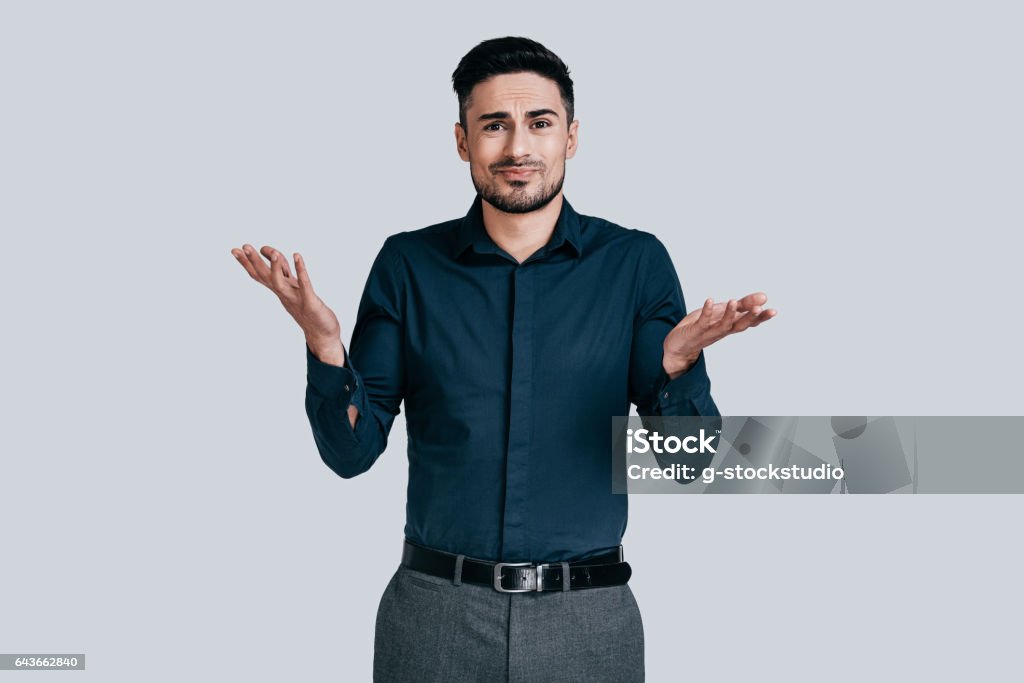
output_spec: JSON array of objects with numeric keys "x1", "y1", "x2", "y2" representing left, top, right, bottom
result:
[
  {"x1": 575, "y1": 209, "x2": 671, "y2": 264},
  {"x1": 370, "y1": 215, "x2": 462, "y2": 267},
  {"x1": 388, "y1": 218, "x2": 460, "y2": 247}
]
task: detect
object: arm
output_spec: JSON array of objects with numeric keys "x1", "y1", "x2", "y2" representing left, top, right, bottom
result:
[
  {"x1": 231, "y1": 237, "x2": 408, "y2": 480},
  {"x1": 628, "y1": 236, "x2": 720, "y2": 484},
  {"x1": 305, "y1": 237, "x2": 405, "y2": 479},
  {"x1": 626, "y1": 236, "x2": 777, "y2": 484},
  {"x1": 628, "y1": 236, "x2": 720, "y2": 419}
]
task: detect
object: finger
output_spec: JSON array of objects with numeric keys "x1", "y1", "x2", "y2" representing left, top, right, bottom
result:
[
  {"x1": 696, "y1": 299, "x2": 737, "y2": 347},
  {"x1": 261, "y1": 245, "x2": 295, "y2": 281},
  {"x1": 232, "y1": 247, "x2": 261, "y2": 281},
  {"x1": 715, "y1": 299, "x2": 740, "y2": 330},
  {"x1": 240, "y1": 243, "x2": 272, "y2": 285},
  {"x1": 698, "y1": 298, "x2": 715, "y2": 327},
  {"x1": 734, "y1": 307, "x2": 776, "y2": 332},
  {"x1": 737, "y1": 291, "x2": 768, "y2": 311},
  {"x1": 294, "y1": 252, "x2": 316, "y2": 299},
  {"x1": 689, "y1": 300, "x2": 727, "y2": 323},
  {"x1": 709, "y1": 302, "x2": 728, "y2": 316},
  {"x1": 748, "y1": 308, "x2": 777, "y2": 328},
  {"x1": 265, "y1": 246, "x2": 290, "y2": 293},
  {"x1": 729, "y1": 309, "x2": 760, "y2": 334}
]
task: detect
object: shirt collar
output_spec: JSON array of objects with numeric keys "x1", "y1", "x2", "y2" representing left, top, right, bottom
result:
[{"x1": 451, "y1": 193, "x2": 583, "y2": 261}]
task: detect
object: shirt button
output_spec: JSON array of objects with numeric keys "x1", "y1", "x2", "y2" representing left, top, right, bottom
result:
[
  {"x1": 344, "y1": 384, "x2": 351, "y2": 392},
  {"x1": 663, "y1": 391, "x2": 670, "y2": 398}
]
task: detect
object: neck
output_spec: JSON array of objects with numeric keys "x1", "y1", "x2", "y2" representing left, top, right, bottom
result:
[{"x1": 480, "y1": 192, "x2": 564, "y2": 264}]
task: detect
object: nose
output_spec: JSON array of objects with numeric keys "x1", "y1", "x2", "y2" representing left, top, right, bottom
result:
[{"x1": 504, "y1": 121, "x2": 532, "y2": 161}]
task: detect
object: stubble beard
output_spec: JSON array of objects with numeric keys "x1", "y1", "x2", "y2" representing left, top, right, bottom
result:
[{"x1": 472, "y1": 161, "x2": 566, "y2": 214}]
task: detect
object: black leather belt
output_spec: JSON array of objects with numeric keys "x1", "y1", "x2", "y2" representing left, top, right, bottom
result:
[{"x1": 400, "y1": 539, "x2": 632, "y2": 593}]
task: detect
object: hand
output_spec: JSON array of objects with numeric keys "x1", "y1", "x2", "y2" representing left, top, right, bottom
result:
[
  {"x1": 663, "y1": 291, "x2": 777, "y2": 378},
  {"x1": 231, "y1": 243, "x2": 344, "y2": 362}
]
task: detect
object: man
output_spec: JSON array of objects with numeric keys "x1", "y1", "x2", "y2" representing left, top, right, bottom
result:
[{"x1": 232, "y1": 36, "x2": 775, "y2": 682}]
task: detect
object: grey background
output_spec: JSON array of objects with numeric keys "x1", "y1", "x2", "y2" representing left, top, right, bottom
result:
[{"x1": 1, "y1": 1, "x2": 1021, "y2": 681}]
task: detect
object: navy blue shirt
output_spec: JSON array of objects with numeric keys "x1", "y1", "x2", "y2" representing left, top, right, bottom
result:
[{"x1": 305, "y1": 194, "x2": 720, "y2": 563}]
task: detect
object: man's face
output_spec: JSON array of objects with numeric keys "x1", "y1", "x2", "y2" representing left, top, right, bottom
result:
[{"x1": 455, "y1": 71, "x2": 579, "y2": 214}]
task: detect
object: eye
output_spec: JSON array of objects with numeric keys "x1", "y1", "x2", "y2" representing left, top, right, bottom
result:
[
  {"x1": 484, "y1": 122, "x2": 504, "y2": 131},
  {"x1": 533, "y1": 120, "x2": 551, "y2": 128}
]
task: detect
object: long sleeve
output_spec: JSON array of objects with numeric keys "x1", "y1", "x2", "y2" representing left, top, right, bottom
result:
[
  {"x1": 628, "y1": 235, "x2": 720, "y2": 484},
  {"x1": 304, "y1": 236, "x2": 406, "y2": 479},
  {"x1": 628, "y1": 235, "x2": 720, "y2": 418}
]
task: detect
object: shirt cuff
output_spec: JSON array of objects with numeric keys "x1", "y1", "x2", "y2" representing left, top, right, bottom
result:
[
  {"x1": 656, "y1": 350, "x2": 711, "y2": 413},
  {"x1": 306, "y1": 342, "x2": 359, "y2": 406}
]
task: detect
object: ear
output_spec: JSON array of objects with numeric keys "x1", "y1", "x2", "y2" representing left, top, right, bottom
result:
[
  {"x1": 455, "y1": 122, "x2": 470, "y2": 162},
  {"x1": 565, "y1": 119, "x2": 580, "y2": 160}
]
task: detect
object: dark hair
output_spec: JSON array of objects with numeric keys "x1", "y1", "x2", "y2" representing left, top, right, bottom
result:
[{"x1": 451, "y1": 36, "x2": 574, "y2": 129}]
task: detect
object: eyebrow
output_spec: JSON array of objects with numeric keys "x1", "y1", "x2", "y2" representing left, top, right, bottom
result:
[{"x1": 477, "y1": 108, "x2": 560, "y2": 122}]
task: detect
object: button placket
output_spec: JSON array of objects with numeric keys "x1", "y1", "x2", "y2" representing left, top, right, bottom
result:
[{"x1": 500, "y1": 262, "x2": 535, "y2": 560}]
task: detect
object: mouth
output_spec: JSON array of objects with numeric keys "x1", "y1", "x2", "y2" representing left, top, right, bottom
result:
[{"x1": 497, "y1": 168, "x2": 539, "y2": 180}]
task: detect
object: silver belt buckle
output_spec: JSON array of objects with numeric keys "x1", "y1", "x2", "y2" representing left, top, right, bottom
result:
[{"x1": 493, "y1": 562, "x2": 547, "y2": 593}]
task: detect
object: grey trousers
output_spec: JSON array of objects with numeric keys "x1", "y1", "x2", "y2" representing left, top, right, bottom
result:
[{"x1": 373, "y1": 563, "x2": 645, "y2": 682}]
